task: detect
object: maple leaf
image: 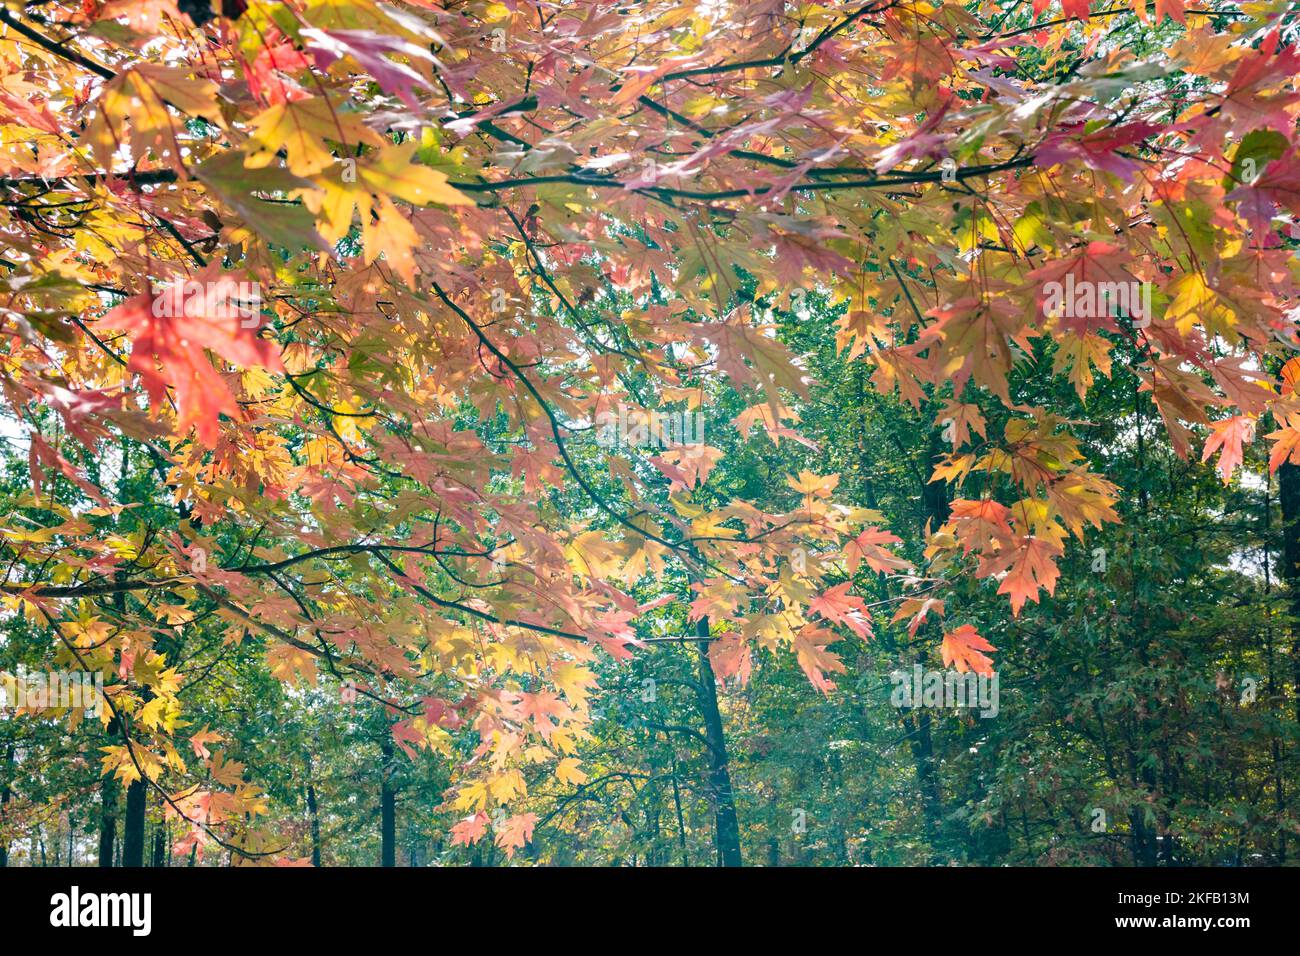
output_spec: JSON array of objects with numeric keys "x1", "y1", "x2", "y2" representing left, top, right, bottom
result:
[
  {"x1": 709, "y1": 632, "x2": 753, "y2": 686},
  {"x1": 302, "y1": 29, "x2": 436, "y2": 109},
  {"x1": 245, "y1": 32, "x2": 313, "y2": 105},
  {"x1": 982, "y1": 535, "x2": 1064, "y2": 616},
  {"x1": 844, "y1": 527, "x2": 910, "y2": 574},
  {"x1": 189, "y1": 728, "x2": 222, "y2": 761},
  {"x1": 1052, "y1": 333, "x2": 1113, "y2": 399},
  {"x1": 1266, "y1": 412, "x2": 1300, "y2": 472},
  {"x1": 1202, "y1": 415, "x2": 1255, "y2": 484},
  {"x1": 793, "y1": 625, "x2": 846, "y2": 694},
  {"x1": 194, "y1": 152, "x2": 329, "y2": 253},
  {"x1": 266, "y1": 644, "x2": 318, "y2": 685},
  {"x1": 692, "y1": 318, "x2": 811, "y2": 404},
  {"x1": 891, "y1": 596, "x2": 946, "y2": 637},
  {"x1": 941, "y1": 625, "x2": 996, "y2": 676},
  {"x1": 1280, "y1": 357, "x2": 1300, "y2": 396},
  {"x1": 97, "y1": 0, "x2": 182, "y2": 32},
  {"x1": 946, "y1": 498, "x2": 1014, "y2": 554},
  {"x1": 1045, "y1": 472, "x2": 1121, "y2": 538},
  {"x1": 29, "y1": 433, "x2": 108, "y2": 505},
  {"x1": 354, "y1": 142, "x2": 474, "y2": 209},
  {"x1": 807, "y1": 583, "x2": 874, "y2": 639},
  {"x1": 450, "y1": 812, "x2": 490, "y2": 847},
  {"x1": 104, "y1": 267, "x2": 284, "y2": 446},
  {"x1": 1166, "y1": 272, "x2": 1238, "y2": 340},
  {"x1": 494, "y1": 812, "x2": 539, "y2": 858},
  {"x1": 1035, "y1": 124, "x2": 1162, "y2": 182},
  {"x1": 920, "y1": 296, "x2": 1026, "y2": 401},
  {"x1": 651, "y1": 444, "x2": 724, "y2": 490},
  {"x1": 87, "y1": 64, "x2": 221, "y2": 174},
  {"x1": 520, "y1": 691, "x2": 569, "y2": 742},
  {"x1": 1028, "y1": 242, "x2": 1143, "y2": 333},
  {"x1": 787, "y1": 470, "x2": 840, "y2": 497},
  {"x1": 556, "y1": 757, "x2": 588, "y2": 786},
  {"x1": 245, "y1": 96, "x2": 383, "y2": 177},
  {"x1": 551, "y1": 662, "x2": 598, "y2": 708}
]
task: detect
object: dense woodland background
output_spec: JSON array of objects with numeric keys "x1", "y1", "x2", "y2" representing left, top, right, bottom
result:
[
  {"x1": 3, "y1": 289, "x2": 1297, "y2": 866},
  {"x1": 1, "y1": 0, "x2": 1298, "y2": 867}
]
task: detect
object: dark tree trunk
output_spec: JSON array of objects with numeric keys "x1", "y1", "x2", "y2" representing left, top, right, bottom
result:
[
  {"x1": 152, "y1": 821, "x2": 166, "y2": 867},
  {"x1": 668, "y1": 746, "x2": 689, "y2": 866},
  {"x1": 908, "y1": 704, "x2": 946, "y2": 862},
  {"x1": 1277, "y1": 459, "x2": 1300, "y2": 726},
  {"x1": 910, "y1": 425, "x2": 951, "y2": 862},
  {"x1": 0, "y1": 742, "x2": 12, "y2": 867},
  {"x1": 122, "y1": 778, "x2": 146, "y2": 867},
  {"x1": 306, "y1": 782, "x2": 322, "y2": 867},
  {"x1": 98, "y1": 770, "x2": 118, "y2": 867},
  {"x1": 693, "y1": 617, "x2": 742, "y2": 866},
  {"x1": 379, "y1": 735, "x2": 396, "y2": 867}
]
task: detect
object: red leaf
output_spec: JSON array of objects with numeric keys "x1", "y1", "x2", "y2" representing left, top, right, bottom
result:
[
  {"x1": 1061, "y1": 0, "x2": 1092, "y2": 20},
  {"x1": 106, "y1": 266, "x2": 283, "y2": 446}
]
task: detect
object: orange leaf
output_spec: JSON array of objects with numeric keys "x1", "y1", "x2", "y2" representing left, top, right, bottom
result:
[
  {"x1": 450, "y1": 812, "x2": 489, "y2": 847},
  {"x1": 807, "y1": 583, "x2": 874, "y2": 639},
  {"x1": 1201, "y1": 415, "x2": 1255, "y2": 483},
  {"x1": 984, "y1": 535, "x2": 1063, "y2": 616},
  {"x1": 494, "y1": 812, "x2": 538, "y2": 858},
  {"x1": 941, "y1": 625, "x2": 996, "y2": 676}
]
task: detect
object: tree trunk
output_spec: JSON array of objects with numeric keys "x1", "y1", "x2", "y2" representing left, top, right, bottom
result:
[
  {"x1": 98, "y1": 770, "x2": 118, "y2": 867},
  {"x1": 0, "y1": 741, "x2": 13, "y2": 867},
  {"x1": 910, "y1": 424, "x2": 951, "y2": 862},
  {"x1": 1277, "y1": 459, "x2": 1300, "y2": 726},
  {"x1": 907, "y1": 704, "x2": 946, "y2": 863},
  {"x1": 152, "y1": 820, "x2": 166, "y2": 867},
  {"x1": 122, "y1": 778, "x2": 146, "y2": 867},
  {"x1": 379, "y1": 735, "x2": 396, "y2": 867},
  {"x1": 306, "y1": 783, "x2": 322, "y2": 867},
  {"x1": 693, "y1": 617, "x2": 742, "y2": 866}
]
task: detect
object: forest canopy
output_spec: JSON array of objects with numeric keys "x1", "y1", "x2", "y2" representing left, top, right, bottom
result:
[{"x1": 0, "y1": 0, "x2": 1297, "y2": 867}]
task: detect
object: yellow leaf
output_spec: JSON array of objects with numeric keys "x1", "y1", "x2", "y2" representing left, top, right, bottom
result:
[
  {"x1": 265, "y1": 643, "x2": 318, "y2": 685},
  {"x1": 359, "y1": 142, "x2": 473, "y2": 207},
  {"x1": 556, "y1": 757, "x2": 588, "y2": 786},
  {"x1": 246, "y1": 97, "x2": 382, "y2": 177},
  {"x1": 1167, "y1": 272, "x2": 1236, "y2": 338}
]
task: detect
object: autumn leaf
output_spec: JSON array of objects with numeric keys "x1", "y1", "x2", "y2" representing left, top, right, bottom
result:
[
  {"x1": 266, "y1": 644, "x2": 318, "y2": 685},
  {"x1": 105, "y1": 265, "x2": 285, "y2": 446},
  {"x1": 787, "y1": 470, "x2": 840, "y2": 497},
  {"x1": 302, "y1": 28, "x2": 436, "y2": 108},
  {"x1": 793, "y1": 625, "x2": 846, "y2": 694},
  {"x1": 189, "y1": 728, "x2": 222, "y2": 761},
  {"x1": 1202, "y1": 415, "x2": 1256, "y2": 484},
  {"x1": 245, "y1": 96, "x2": 383, "y2": 176},
  {"x1": 709, "y1": 632, "x2": 753, "y2": 686},
  {"x1": 494, "y1": 812, "x2": 539, "y2": 858},
  {"x1": 651, "y1": 444, "x2": 724, "y2": 490},
  {"x1": 556, "y1": 757, "x2": 588, "y2": 786},
  {"x1": 983, "y1": 535, "x2": 1064, "y2": 616},
  {"x1": 807, "y1": 583, "x2": 874, "y2": 639},
  {"x1": 450, "y1": 812, "x2": 489, "y2": 847},
  {"x1": 843, "y1": 527, "x2": 910, "y2": 575},
  {"x1": 941, "y1": 625, "x2": 996, "y2": 676}
]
